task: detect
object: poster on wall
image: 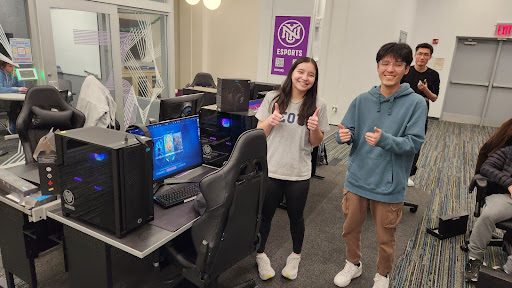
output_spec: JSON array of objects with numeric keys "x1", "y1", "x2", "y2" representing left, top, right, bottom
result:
[
  {"x1": 271, "y1": 16, "x2": 310, "y2": 76},
  {"x1": 10, "y1": 38, "x2": 32, "y2": 64}
]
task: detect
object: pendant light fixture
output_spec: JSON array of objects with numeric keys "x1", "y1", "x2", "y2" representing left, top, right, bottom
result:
[
  {"x1": 203, "y1": 0, "x2": 221, "y2": 10},
  {"x1": 185, "y1": 0, "x2": 200, "y2": 5}
]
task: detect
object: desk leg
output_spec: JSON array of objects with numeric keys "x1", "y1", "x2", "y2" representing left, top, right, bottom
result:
[
  {"x1": 5, "y1": 270, "x2": 15, "y2": 288},
  {"x1": 63, "y1": 225, "x2": 112, "y2": 288},
  {"x1": 0, "y1": 203, "x2": 37, "y2": 288}
]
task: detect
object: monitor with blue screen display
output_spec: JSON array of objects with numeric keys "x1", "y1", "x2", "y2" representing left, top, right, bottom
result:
[{"x1": 127, "y1": 116, "x2": 203, "y2": 182}]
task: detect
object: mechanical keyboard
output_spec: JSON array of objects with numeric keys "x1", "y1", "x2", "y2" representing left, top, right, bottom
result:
[{"x1": 153, "y1": 183, "x2": 200, "y2": 209}]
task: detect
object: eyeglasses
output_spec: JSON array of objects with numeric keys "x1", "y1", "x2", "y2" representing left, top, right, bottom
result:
[
  {"x1": 378, "y1": 60, "x2": 406, "y2": 71},
  {"x1": 416, "y1": 52, "x2": 431, "y2": 57}
]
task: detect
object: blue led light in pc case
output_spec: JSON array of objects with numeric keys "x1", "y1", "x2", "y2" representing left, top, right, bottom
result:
[{"x1": 129, "y1": 116, "x2": 203, "y2": 182}]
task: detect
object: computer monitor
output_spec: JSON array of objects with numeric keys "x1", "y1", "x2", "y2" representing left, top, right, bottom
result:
[
  {"x1": 159, "y1": 93, "x2": 205, "y2": 122},
  {"x1": 250, "y1": 82, "x2": 281, "y2": 100},
  {"x1": 16, "y1": 68, "x2": 38, "y2": 81},
  {"x1": 128, "y1": 116, "x2": 203, "y2": 182}
]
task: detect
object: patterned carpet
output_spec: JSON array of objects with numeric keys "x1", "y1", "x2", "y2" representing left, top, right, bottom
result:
[{"x1": 324, "y1": 119, "x2": 504, "y2": 288}]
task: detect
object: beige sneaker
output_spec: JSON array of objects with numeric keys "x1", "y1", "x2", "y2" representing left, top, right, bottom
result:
[
  {"x1": 281, "y1": 253, "x2": 301, "y2": 280},
  {"x1": 372, "y1": 273, "x2": 389, "y2": 288},
  {"x1": 256, "y1": 253, "x2": 275, "y2": 280},
  {"x1": 334, "y1": 260, "x2": 362, "y2": 287}
]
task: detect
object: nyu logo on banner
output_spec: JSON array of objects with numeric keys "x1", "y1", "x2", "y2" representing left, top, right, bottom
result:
[
  {"x1": 278, "y1": 20, "x2": 305, "y2": 47},
  {"x1": 271, "y1": 16, "x2": 310, "y2": 76}
]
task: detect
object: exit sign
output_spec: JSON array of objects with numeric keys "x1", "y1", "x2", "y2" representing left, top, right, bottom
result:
[{"x1": 495, "y1": 23, "x2": 512, "y2": 37}]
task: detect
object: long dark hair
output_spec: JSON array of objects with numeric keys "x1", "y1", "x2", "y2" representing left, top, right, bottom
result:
[
  {"x1": 272, "y1": 57, "x2": 319, "y2": 126},
  {"x1": 485, "y1": 117, "x2": 512, "y2": 156}
]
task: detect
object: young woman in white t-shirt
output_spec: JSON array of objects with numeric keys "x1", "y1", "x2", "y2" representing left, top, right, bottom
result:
[{"x1": 254, "y1": 56, "x2": 329, "y2": 281}]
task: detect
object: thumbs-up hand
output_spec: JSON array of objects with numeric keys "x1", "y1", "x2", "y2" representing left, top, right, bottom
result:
[
  {"x1": 307, "y1": 107, "x2": 321, "y2": 131},
  {"x1": 337, "y1": 123, "x2": 351, "y2": 142},
  {"x1": 269, "y1": 103, "x2": 283, "y2": 127},
  {"x1": 365, "y1": 127, "x2": 382, "y2": 146}
]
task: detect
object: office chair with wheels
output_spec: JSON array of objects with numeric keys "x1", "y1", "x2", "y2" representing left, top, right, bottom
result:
[
  {"x1": 461, "y1": 174, "x2": 512, "y2": 256},
  {"x1": 186, "y1": 72, "x2": 217, "y2": 88},
  {"x1": 166, "y1": 129, "x2": 268, "y2": 288},
  {"x1": 404, "y1": 201, "x2": 418, "y2": 213},
  {"x1": 57, "y1": 79, "x2": 75, "y2": 105},
  {"x1": 16, "y1": 85, "x2": 86, "y2": 163}
]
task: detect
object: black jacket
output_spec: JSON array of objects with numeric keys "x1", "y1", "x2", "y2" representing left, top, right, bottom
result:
[{"x1": 480, "y1": 145, "x2": 512, "y2": 195}]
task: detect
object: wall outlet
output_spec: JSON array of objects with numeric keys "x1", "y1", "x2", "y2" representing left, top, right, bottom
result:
[{"x1": 332, "y1": 105, "x2": 338, "y2": 113}]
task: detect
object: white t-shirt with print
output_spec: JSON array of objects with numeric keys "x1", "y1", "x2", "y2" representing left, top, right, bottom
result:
[{"x1": 255, "y1": 91, "x2": 330, "y2": 181}]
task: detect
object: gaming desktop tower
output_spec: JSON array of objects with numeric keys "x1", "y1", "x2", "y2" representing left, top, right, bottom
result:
[
  {"x1": 54, "y1": 127, "x2": 154, "y2": 238},
  {"x1": 216, "y1": 78, "x2": 250, "y2": 112},
  {"x1": 199, "y1": 106, "x2": 258, "y2": 167}
]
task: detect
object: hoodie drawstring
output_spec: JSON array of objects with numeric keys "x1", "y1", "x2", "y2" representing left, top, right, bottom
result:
[{"x1": 388, "y1": 97, "x2": 394, "y2": 115}]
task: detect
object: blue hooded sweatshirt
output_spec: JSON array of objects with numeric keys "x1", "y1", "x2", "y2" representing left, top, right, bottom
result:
[
  {"x1": 336, "y1": 83, "x2": 427, "y2": 203},
  {"x1": 0, "y1": 69, "x2": 25, "y2": 93}
]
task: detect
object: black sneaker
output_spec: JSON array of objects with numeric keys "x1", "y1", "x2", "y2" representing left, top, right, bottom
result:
[{"x1": 465, "y1": 258, "x2": 483, "y2": 282}]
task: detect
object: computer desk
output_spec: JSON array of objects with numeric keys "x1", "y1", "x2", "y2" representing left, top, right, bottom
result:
[
  {"x1": 45, "y1": 165, "x2": 216, "y2": 288},
  {"x1": 0, "y1": 189, "x2": 61, "y2": 288},
  {"x1": 0, "y1": 93, "x2": 25, "y2": 102},
  {"x1": 0, "y1": 93, "x2": 24, "y2": 141}
]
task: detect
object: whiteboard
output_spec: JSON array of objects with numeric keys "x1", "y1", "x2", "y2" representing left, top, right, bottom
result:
[{"x1": 50, "y1": 9, "x2": 102, "y2": 77}]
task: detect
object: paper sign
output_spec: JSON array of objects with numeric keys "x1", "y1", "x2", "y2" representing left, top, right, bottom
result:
[{"x1": 10, "y1": 38, "x2": 32, "y2": 64}]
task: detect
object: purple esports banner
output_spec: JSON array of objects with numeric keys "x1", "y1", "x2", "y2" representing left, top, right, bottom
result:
[{"x1": 271, "y1": 16, "x2": 311, "y2": 76}]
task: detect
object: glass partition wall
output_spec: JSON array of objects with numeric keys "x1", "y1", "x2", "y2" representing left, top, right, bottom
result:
[
  {"x1": 35, "y1": 0, "x2": 173, "y2": 129},
  {"x1": 118, "y1": 9, "x2": 168, "y2": 126}
]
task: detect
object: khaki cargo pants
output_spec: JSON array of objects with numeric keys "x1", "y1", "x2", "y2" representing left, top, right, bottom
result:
[{"x1": 342, "y1": 189, "x2": 403, "y2": 276}]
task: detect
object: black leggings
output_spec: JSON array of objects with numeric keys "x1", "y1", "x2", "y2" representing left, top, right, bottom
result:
[{"x1": 257, "y1": 177, "x2": 310, "y2": 254}]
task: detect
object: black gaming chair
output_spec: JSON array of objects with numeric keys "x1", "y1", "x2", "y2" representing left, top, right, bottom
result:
[
  {"x1": 462, "y1": 175, "x2": 512, "y2": 255},
  {"x1": 167, "y1": 129, "x2": 268, "y2": 288},
  {"x1": 186, "y1": 72, "x2": 217, "y2": 88},
  {"x1": 16, "y1": 85, "x2": 86, "y2": 163}
]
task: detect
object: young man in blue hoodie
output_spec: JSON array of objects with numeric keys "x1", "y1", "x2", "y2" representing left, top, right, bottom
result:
[
  {"x1": 0, "y1": 59, "x2": 27, "y2": 134},
  {"x1": 333, "y1": 42, "x2": 427, "y2": 288}
]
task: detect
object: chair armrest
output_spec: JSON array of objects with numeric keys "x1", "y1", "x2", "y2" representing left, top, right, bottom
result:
[
  {"x1": 474, "y1": 174, "x2": 488, "y2": 217},
  {"x1": 163, "y1": 245, "x2": 195, "y2": 269}
]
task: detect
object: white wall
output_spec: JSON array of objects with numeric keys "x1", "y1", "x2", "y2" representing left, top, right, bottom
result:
[
  {"x1": 178, "y1": 0, "x2": 512, "y2": 122},
  {"x1": 177, "y1": 0, "x2": 260, "y2": 87},
  {"x1": 320, "y1": 0, "x2": 417, "y2": 124},
  {"x1": 410, "y1": 0, "x2": 512, "y2": 118}
]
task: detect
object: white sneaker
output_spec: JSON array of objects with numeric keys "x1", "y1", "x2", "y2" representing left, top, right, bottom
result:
[
  {"x1": 373, "y1": 273, "x2": 389, "y2": 288},
  {"x1": 407, "y1": 178, "x2": 415, "y2": 187},
  {"x1": 334, "y1": 260, "x2": 362, "y2": 287},
  {"x1": 256, "y1": 253, "x2": 275, "y2": 280},
  {"x1": 281, "y1": 253, "x2": 301, "y2": 280}
]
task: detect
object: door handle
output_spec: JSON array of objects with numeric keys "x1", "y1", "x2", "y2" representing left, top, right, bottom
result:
[
  {"x1": 492, "y1": 83, "x2": 512, "y2": 89},
  {"x1": 450, "y1": 80, "x2": 488, "y2": 87}
]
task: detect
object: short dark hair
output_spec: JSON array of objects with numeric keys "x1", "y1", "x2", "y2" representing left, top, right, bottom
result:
[
  {"x1": 376, "y1": 42, "x2": 413, "y2": 66},
  {"x1": 416, "y1": 43, "x2": 433, "y2": 55},
  {"x1": 0, "y1": 60, "x2": 9, "y2": 68}
]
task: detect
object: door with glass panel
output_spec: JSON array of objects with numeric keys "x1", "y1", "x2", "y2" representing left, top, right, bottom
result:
[{"x1": 36, "y1": 0, "x2": 124, "y2": 128}]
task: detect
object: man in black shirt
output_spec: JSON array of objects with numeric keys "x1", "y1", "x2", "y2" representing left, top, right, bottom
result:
[{"x1": 401, "y1": 43, "x2": 440, "y2": 186}]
